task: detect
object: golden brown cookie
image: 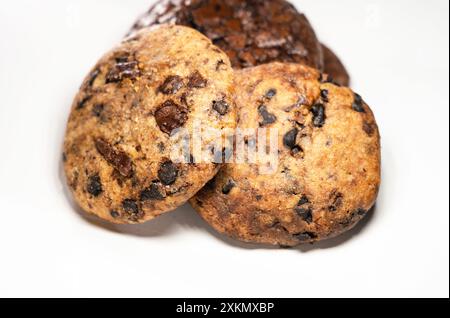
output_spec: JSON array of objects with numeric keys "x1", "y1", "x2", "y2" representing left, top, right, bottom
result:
[
  {"x1": 64, "y1": 25, "x2": 236, "y2": 224},
  {"x1": 322, "y1": 44, "x2": 350, "y2": 87},
  {"x1": 129, "y1": 0, "x2": 324, "y2": 70},
  {"x1": 190, "y1": 63, "x2": 380, "y2": 246}
]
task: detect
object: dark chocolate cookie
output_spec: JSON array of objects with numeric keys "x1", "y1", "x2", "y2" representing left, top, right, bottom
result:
[
  {"x1": 190, "y1": 63, "x2": 380, "y2": 246},
  {"x1": 321, "y1": 44, "x2": 350, "y2": 86},
  {"x1": 129, "y1": 0, "x2": 324, "y2": 70},
  {"x1": 64, "y1": 25, "x2": 236, "y2": 224}
]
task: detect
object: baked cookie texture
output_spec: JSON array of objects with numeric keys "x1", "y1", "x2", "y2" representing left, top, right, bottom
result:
[
  {"x1": 64, "y1": 25, "x2": 236, "y2": 224},
  {"x1": 129, "y1": 0, "x2": 324, "y2": 70},
  {"x1": 190, "y1": 63, "x2": 381, "y2": 246},
  {"x1": 321, "y1": 44, "x2": 350, "y2": 87}
]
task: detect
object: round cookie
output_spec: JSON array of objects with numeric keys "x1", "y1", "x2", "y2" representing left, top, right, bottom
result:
[
  {"x1": 190, "y1": 62, "x2": 380, "y2": 246},
  {"x1": 321, "y1": 44, "x2": 350, "y2": 87},
  {"x1": 129, "y1": 0, "x2": 323, "y2": 70},
  {"x1": 64, "y1": 25, "x2": 236, "y2": 224}
]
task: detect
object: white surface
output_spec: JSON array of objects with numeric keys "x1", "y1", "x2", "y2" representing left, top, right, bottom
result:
[{"x1": 0, "y1": 0, "x2": 448, "y2": 298}]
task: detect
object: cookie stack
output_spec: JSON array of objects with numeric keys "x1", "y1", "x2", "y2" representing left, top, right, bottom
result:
[{"x1": 64, "y1": 0, "x2": 381, "y2": 247}]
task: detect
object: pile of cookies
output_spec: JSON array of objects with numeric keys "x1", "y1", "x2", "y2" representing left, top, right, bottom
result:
[{"x1": 63, "y1": 0, "x2": 381, "y2": 247}]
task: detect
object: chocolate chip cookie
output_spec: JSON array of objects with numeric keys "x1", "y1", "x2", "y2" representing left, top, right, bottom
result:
[
  {"x1": 129, "y1": 0, "x2": 323, "y2": 70},
  {"x1": 190, "y1": 63, "x2": 380, "y2": 246},
  {"x1": 322, "y1": 44, "x2": 350, "y2": 87},
  {"x1": 64, "y1": 25, "x2": 236, "y2": 224}
]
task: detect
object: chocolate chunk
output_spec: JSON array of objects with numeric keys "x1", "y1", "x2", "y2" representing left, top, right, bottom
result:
[
  {"x1": 158, "y1": 161, "x2": 179, "y2": 185},
  {"x1": 298, "y1": 195, "x2": 310, "y2": 206},
  {"x1": 115, "y1": 55, "x2": 129, "y2": 63},
  {"x1": 212, "y1": 99, "x2": 230, "y2": 115},
  {"x1": 222, "y1": 179, "x2": 236, "y2": 195},
  {"x1": 265, "y1": 89, "x2": 277, "y2": 100},
  {"x1": 188, "y1": 71, "x2": 207, "y2": 88},
  {"x1": 311, "y1": 103, "x2": 326, "y2": 127},
  {"x1": 320, "y1": 89, "x2": 329, "y2": 102},
  {"x1": 110, "y1": 211, "x2": 120, "y2": 218},
  {"x1": 356, "y1": 208, "x2": 367, "y2": 216},
  {"x1": 106, "y1": 60, "x2": 141, "y2": 83},
  {"x1": 140, "y1": 182, "x2": 166, "y2": 201},
  {"x1": 92, "y1": 104, "x2": 104, "y2": 117},
  {"x1": 216, "y1": 59, "x2": 226, "y2": 71},
  {"x1": 258, "y1": 105, "x2": 277, "y2": 126},
  {"x1": 329, "y1": 192, "x2": 344, "y2": 212},
  {"x1": 87, "y1": 69, "x2": 100, "y2": 87},
  {"x1": 95, "y1": 138, "x2": 133, "y2": 178},
  {"x1": 291, "y1": 146, "x2": 303, "y2": 156},
  {"x1": 87, "y1": 174, "x2": 103, "y2": 197},
  {"x1": 122, "y1": 199, "x2": 139, "y2": 215},
  {"x1": 363, "y1": 121, "x2": 375, "y2": 136},
  {"x1": 294, "y1": 232, "x2": 317, "y2": 242},
  {"x1": 352, "y1": 93, "x2": 366, "y2": 113},
  {"x1": 77, "y1": 95, "x2": 92, "y2": 110},
  {"x1": 159, "y1": 75, "x2": 184, "y2": 94},
  {"x1": 256, "y1": 195, "x2": 263, "y2": 201},
  {"x1": 155, "y1": 100, "x2": 188, "y2": 134},
  {"x1": 295, "y1": 207, "x2": 313, "y2": 224},
  {"x1": 283, "y1": 128, "x2": 299, "y2": 149}
]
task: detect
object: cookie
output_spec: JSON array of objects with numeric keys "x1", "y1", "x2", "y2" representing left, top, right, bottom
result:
[
  {"x1": 129, "y1": 0, "x2": 323, "y2": 70},
  {"x1": 322, "y1": 44, "x2": 350, "y2": 87},
  {"x1": 190, "y1": 63, "x2": 381, "y2": 246},
  {"x1": 64, "y1": 25, "x2": 236, "y2": 224}
]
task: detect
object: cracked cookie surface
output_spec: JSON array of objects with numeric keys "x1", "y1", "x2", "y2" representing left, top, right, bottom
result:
[
  {"x1": 190, "y1": 63, "x2": 380, "y2": 246},
  {"x1": 64, "y1": 25, "x2": 236, "y2": 224},
  {"x1": 129, "y1": 0, "x2": 324, "y2": 70}
]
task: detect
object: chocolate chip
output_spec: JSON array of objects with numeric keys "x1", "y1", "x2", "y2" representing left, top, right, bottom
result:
[
  {"x1": 298, "y1": 195, "x2": 310, "y2": 206},
  {"x1": 115, "y1": 55, "x2": 129, "y2": 63},
  {"x1": 140, "y1": 182, "x2": 166, "y2": 201},
  {"x1": 329, "y1": 192, "x2": 344, "y2": 212},
  {"x1": 122, "y1": 199, "x2": 139, "y2": 215},
  {"x1": 62, "y1": 153, "x2": 67, "y2": 162},
  {"x1": 92, "y1": 104, "x2": 104, "y2": 117},
  {"x1": 188, "y1": 71, "x2": 207, "y2": 88},
  {"x1": 212, "y1": 99, "x2": 230, "y2": 115},
  {"x1": 283, "y1": 128, "x2": 299, "y2": 149},
  {"x1": 294, "y1": 232, "x2": 317, "y2": 242},
  {"x1": 87, "y1": 174, "x2": 103, "y2": 197},
  {"x1": 155, "y1": 100, "x2": 188, "y2": 134},
  {"x1": 222, "y1": 179, "x2": 236, "y2": 195},
  {"x1": 311, "y1": 103, "x2": 326, "y2": 127},
  {"x1": 77, "y1": 95, "x2": 92, "y2": 110},
  {"x1": 356, "y1": 208, "x2": 367, "y2": 216},
  {"x1": 158, "y1": 161, "x2": 178, "y2": 185},
  {"x1": 87, "y1": 69, "x2": 100, "y2": 87},
  {"x1": 95, "y1": 138, "x2": 133, "y2": 178},
  {"x1": 216, "y1": 59, "x2": 226, "y2": 71},
  {"x1": 363, "y1": 121, "x2": 375, "y2": 136},
  {"x1": 258, "y1": 105, "x2": 277, "y2": 126},
  {"x1": 352, "y1": 93, "x2": 366, "y2": 113},
  {"x1": 265, "y1": 89, "x2": 277, "y2": 100},
  {"x1": 291, "y1": 146, "x2": 303, "y2": 156},
  {"x1": 159, "y1": 75, "x2": 184, "y2": 94},
  {"x1": 106, "y1": 60, "x2": 141, "y2": 83},
  {"x1": 320, "y1": 89, "x2": 329, "y2": 102},
  {"x1": 110, "y1": 211, "x2": 120, "y2": 218},
  {"x1": 295, "y1": 207, "x2": 313, "y2": 224},
  {"x1": 256, "y1": 195, "x2": 263, "y2": 201}
]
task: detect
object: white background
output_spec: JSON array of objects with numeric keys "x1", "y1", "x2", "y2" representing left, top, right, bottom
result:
[{"x1": 0, "y1": 0, "x2": 448, "y2": 298}]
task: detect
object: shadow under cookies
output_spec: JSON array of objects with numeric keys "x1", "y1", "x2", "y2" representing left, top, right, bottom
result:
[{"x1": 60, "y1": 156, "x2": 378, "y2": 250}]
